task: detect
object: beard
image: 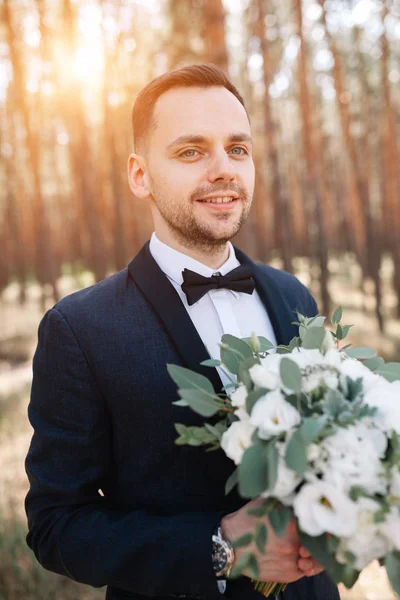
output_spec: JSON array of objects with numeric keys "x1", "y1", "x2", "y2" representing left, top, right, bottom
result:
[{"x1": 149, "y1": 180, "x2": 252, "y2": 253}]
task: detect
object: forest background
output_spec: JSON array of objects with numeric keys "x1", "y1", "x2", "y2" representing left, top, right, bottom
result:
[{"x1": 0, "y1": 0, "x2": 399, "y2": 598}]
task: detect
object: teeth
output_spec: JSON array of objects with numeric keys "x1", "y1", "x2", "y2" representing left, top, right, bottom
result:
[{"x1": 202, "y1": 196, "x2": 235, "y2": 204}]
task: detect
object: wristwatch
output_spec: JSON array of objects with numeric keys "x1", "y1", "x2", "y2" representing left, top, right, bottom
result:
[{"x1": 212, "y1": 525, "x2": 235, "y2": 578}]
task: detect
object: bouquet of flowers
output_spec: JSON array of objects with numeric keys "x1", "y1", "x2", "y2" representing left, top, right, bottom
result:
[{"x1": 168, "y1": 308, "x2": 400, "y2": 597}]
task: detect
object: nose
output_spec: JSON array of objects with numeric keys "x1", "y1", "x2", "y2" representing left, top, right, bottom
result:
[{"x1": 207, "y1": 149, "x2": 236, "y2": 183}]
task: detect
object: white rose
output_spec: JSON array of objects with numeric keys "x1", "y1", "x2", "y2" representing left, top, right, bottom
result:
[
  {"x1": 337, "y1": 498, "x2": 392, "y2": 570},
  {"x1": 307, "y1": 443, "x2": 321, "y2": 462},
  {"x1": 250, "y1": 389, "x2": 301, "y2": 439},
  {"x1": 380, "y1": 506, "x2": 400, "y2": 551},
  {"x1": 363, "y1": 381, "x2": 400, "y2": 434},
  {"x1": 230, "y1": 384, "x2": 248, "y2": 409},
  {"x1": 391, "y1": 466, "x2": 400, "y2": 498},
  {"x1": 316, "y1": 424, "x2": 387, "y2": 494},
  {"x1": 249, "y1": 354, "x2": 282, "y2": 390},
  {"x1": 339, "y1": 358, "x2": 382, "y2": 393},
  {"x1": 293, "y1": 481, "x2": 357, "y2": 537},
  {"x1": 262, "y1": 441, "x2": 301, "y2": 504},
  {"x1": 220, "y1": 420, "x2": 255, "y2": 466},
  {"x1": 290, "y1": 348, "x2": 340, "y2": 393}
]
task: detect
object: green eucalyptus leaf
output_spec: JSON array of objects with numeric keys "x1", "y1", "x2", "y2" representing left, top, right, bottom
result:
[
  {"x1": 266, "y1": 441, "x2": 279, "y2": 492},
  {"x1": 167, "y1": 364, "x2": 216, "y2": 394},
  {"x1": 344, "y1": 347, "x2": 377, "y2": 360},
  {"x1": 220, "y1": 336, "x2": 254, "y2": 375},
  {"x1": 323, "y1": 389, "x2": 349, "y2": 418},
  {"x1": 200, "y1": 358, "x2": 221, "y2": 367},
  {"x1": 172, "y1": 399, "x2": 189, "y2": 407},
  {"x1": 385, "y1": 552, "x2": 400, "y2": 596},
  {"x1": 255, "y1": 522, "x2": 268, "y2": 553},
  {"x1": 229, "y1": 551, "x2": 251, "y2": 579},
  {"x1": 269, "y1": 505, "x2": 292, "y2": 537},
  {"x1": 285, "y1": 430, "x2": 307, "y2": 475},
  {"x1": 179, "y1": 389, "x2": 220, "y2": 417},
  {"x1": 332, "y1": 306, "x2": 343, "y2": 325},
  {"x1": 225, "y1": 467, "x2": 239, "y2": 495},
  {"x1": 363, "y1": 356, "x2": 385, "y2": 372},
  {"x1": 377, "y1": 363, "x2": 400, "y2": 382},
  {"x1": 238, "y1": 356, "x2": 260, "y2": 390},
  {"x1": 242, "y1": 336, "x2": 275, "y2": 353},
  {"x1": 247, "y1": 553, "x2": 260, "y2": 579},
  {"x1": 299, "y1": 532, "x2": 347, "y2": 584},
  {"x1": 232, "y1": 533, "x2": 253, "y2": 548},
  {"x1": 239, "y1": 444, "x2": 269, "y2": 498},
  {"x1": 280, "y1": 358, "x2": 302, "y2": 393},
  {"x1": 302, "y1": 327, "x2": 326, "y2": 350}
]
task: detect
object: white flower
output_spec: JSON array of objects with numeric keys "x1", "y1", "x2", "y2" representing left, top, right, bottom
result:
[
  {"x1": 230, "y1": 384, "x2": 247, "y2": 410},
  {"x1": 390, "y1": 466, "x2": 400, "y2": 498},
  {"x1": 315, "y1": 424, "x2": 387, "y2": 494},
  {"x1": 293, "y1": 481, "x2": 357, "y2": 537},
  {"x1": 321, "y1": 330, "x2": 336, "y2": 354},
  {"x1": 337, "y1": 498, "x2": 392, "y2": 570},
  {"x1": 290, "y1": 348, "x2": 340, "y2": 393},
  {"x1": 307, "y1": 443, "x2": 321, "y2": 462},
  {"x1": 250, "y1": 389, "x2": 301, "y2": 439},
  {"x1": 380, "y1": 506, "x2": 400, "y2": 551},
  {"x1": 339, "y1": 358, "x2": 381, "y2": 392},
  {"x1": 363, "y1": 381, "x2": 400, "y2": 434},
  {"x1": 249, "y1": 354, "x2": 282, "y2": 390},
  {"x1": 262, "y1": 441, "x2": 301, "y2": 504},
  {"x1": 220, "y1": 420, "x2": 255, "y2": 466}
]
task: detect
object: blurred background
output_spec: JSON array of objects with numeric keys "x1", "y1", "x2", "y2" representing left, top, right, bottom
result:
[{"x1": 0, "y1": 0, "x2": 399, "y2": 598}]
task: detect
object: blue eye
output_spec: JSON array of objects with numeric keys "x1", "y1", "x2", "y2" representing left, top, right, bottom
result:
[
  {"x1": 180, "y1": 149, "x2": 198, "y2": 158},
  {"x1": 230, "y1": 147, "x2": 248, "y2": 155}
]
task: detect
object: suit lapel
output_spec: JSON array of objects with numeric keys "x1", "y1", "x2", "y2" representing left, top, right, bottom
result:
[
  {"x1": 234, "y1": 247, "x2": 299, "y2": 345},
  {"x1": 128, "y1": 243, "x2": 223, "y2": 393}
]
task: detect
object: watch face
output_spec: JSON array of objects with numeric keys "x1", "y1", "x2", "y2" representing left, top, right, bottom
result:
[{"x1": 212, "y1": 540, "x2": 228, "y2": 574}]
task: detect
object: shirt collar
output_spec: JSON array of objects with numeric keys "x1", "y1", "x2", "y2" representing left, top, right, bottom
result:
[{"x1": 149, "y1": 232, "x2": 241, "y2": 285}]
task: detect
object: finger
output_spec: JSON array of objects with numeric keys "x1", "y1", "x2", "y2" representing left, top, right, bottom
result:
[
  {"x1": 298, "y1": 546, "x2": 311, "y2": 558},
  {"x1": 298, "y1": 558, "x2": 313, "y2": 572}
]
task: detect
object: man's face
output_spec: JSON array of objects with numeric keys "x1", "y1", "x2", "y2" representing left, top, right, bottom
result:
[{"x1": 140, "y1": 86, "x2": 255, "y2": 250}]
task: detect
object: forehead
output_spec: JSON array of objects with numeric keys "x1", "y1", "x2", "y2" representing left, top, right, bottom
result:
[{"x1": 151, "y1": 86, "x2": 251, "y2": 146}]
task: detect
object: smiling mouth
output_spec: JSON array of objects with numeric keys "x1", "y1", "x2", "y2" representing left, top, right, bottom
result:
[{"x1": 197, "y1": 196, "x2": 238, "y2": 204}]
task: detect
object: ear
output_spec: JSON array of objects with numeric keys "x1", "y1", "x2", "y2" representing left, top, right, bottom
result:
[{"x1": 127, "y1": 153, "x2": 151, "y2": 199}]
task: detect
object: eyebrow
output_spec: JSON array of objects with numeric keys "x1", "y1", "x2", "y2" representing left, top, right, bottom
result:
[{"x1": 166, "y1": 133, "x2": 253, "y2": 150}]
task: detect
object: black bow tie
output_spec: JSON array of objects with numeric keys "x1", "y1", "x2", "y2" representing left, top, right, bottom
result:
[{"x1": 181, "y1": 265, "x2": 255, "y2": 306}]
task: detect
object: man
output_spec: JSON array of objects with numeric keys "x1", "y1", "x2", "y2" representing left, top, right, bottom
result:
[{"x1": 25, "y1": 64, "x2": 339, "y2": 600}]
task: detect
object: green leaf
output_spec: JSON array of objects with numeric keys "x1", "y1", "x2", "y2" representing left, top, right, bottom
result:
[
  {"x1": 285, "y1": 430, "x2": 308, "y2": 475},
  {"x1": 220, "y1": 335, "x2": 253, "y2": 375},
  {"x1": 247, "y1": 553, "x2": 260, "y2": 579},
  {"x1": 225, "y1": 467, "x2": 239, "y2": 495},
  {"x1": 242, "y1": 336, "x2": 275, "y2": 353},
  {"x1": 299, "y1": 532, "x2": 347, "y2": 584},
  {"x1": 340, "y1": 325, "x2": 352, "y2": 339},
  {"x1": 229, "y1": 552, "x2": 251, "y2": 579},
  {"x1": 332, "y1": 306, "x2": 343, "y2": 325},
  {"x1": 255, "y1": 523, "x2": 268, "y2": 554},
  {"x1": 246, "y1": 388, "x2": 268, "y2": 415},
  {"x1": 363, "y1": 356, "x2": 385, "y2": 372},
  {"x1": 269, "y1": 505, "x2": 292, "y2": 537},
  {"x1": 377, "y1": 363, "x2": 400, "y2": 382},
  {"x1": 238, "y1": 356, "x2": 260, "y2": 390},
  {"x1": 280, "y1": 358, "x2": 302, "y2": 393},
  {"x1": 167, "y1": 364, "x2": 216, "y2": 394},
  {"x1": 344, "y1": 347, "x2": 377, "y2": 359},
  {"x1": 172, "y1": 399, "x2": 189, "y2": 407},
  {"x1": 200, "y1": 358, "x2": 221, "y2": 367},
  {"x1": 239, "y1": 445, "x2": 269, "y2": 498},
  {"x1": 179, "y1": 389, "x2": 220, "y2": 417},
  {"x1": 302, "y1": 327, "x2": 326, "y2": 350},
  {"x1": 265, "y1": 441, "x2": 279, "y2": 492},
  {"x1": 301, "y1": 416, "x2": 328, "y2": 443},
  {"x1": 231, "y1": 533, "x2": 253, "y2": 548},
  {"x1": 323, "y1": 389, "x2": 349, "y2": 418},
  {"x1": 247, "y1": 498, "x2": 275, "y2": 517},
  {"x1": 385, "y1": 552, "x2": 400, "y2": 596}
]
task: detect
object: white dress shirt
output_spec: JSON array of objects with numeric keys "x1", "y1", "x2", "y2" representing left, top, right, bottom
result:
[{"x1": 149, "y1": 233, "x2": 277, "y2": 388}]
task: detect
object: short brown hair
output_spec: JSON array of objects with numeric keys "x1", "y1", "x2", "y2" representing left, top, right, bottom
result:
[{"x1": 132, "y1": 63, "x2": 248, "y2": 151}]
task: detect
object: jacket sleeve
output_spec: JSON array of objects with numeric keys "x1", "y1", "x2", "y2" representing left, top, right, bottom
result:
[{"x1": 25, "y1": 307, "x2": 223, "y2": 599}]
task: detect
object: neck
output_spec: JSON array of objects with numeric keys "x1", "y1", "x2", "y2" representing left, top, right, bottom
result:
[{"x1": 154, "y1": 231, "x2": 230, "y2": 269}]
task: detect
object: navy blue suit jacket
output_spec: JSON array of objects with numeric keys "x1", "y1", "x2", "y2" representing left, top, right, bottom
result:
[{"x1": 25, "y1": 243, "x2": 339, "y2": 600}]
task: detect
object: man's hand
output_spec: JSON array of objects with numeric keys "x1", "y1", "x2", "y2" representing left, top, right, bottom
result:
[{"x1": 220, "y1": 498, "x2": 323, "y2": 583}]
